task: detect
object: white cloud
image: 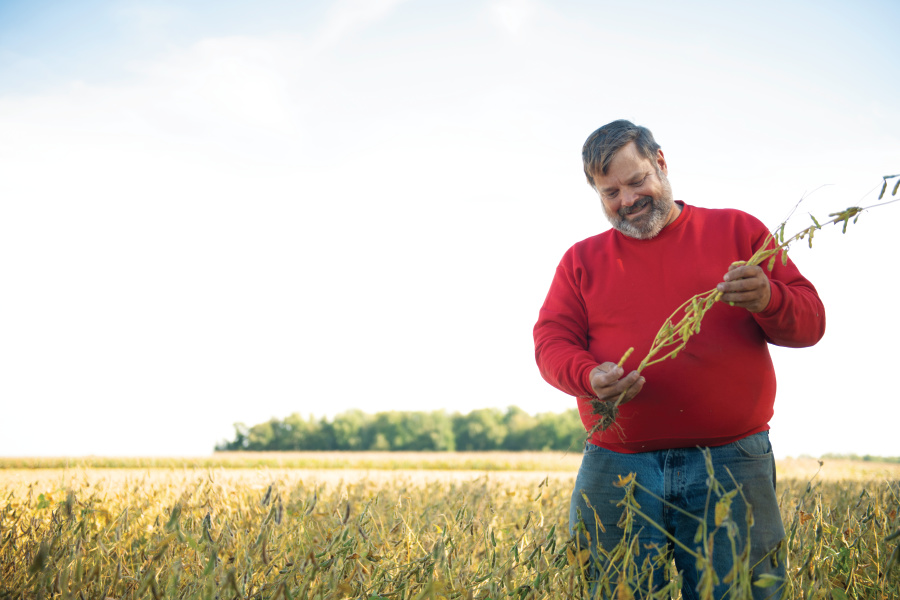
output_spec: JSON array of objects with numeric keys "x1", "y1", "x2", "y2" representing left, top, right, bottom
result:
[
  {"x1": 139, "y1": 36, "x2": 302, "y2": 134},
  {"x1": 0, "y1": 36, "x2": 312, "y2": 166},
  {"x1": 489, "y1": 0, "x2": 539, "y2": 35},
  {"x1": 313, "y1": 0, "x2": 411, "y2": 50}
]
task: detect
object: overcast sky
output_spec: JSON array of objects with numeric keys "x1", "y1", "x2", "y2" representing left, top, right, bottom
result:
[{"x1": 1, "y1": 0, "x2": 898, "y2": 458}]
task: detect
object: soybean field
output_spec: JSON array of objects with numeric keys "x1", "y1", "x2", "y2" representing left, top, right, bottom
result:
[{"x1": 1, "y1": 454, "x2": 898, "y2": 599}]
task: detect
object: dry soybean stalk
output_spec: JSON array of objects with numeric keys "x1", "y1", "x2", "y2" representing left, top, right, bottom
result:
[{"x1": 589, "y1": 174, "x2": 900, "y2": 435}]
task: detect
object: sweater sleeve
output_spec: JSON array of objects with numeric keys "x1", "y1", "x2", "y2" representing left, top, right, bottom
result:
[
  {"x1": 749, "y1": 227, "x2": 826, "y2": 348},
  {"x1": 533, "y1": 250, "x2": 599, "y2": 398}
]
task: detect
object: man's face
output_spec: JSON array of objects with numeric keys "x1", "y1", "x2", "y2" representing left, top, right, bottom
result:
[{"x1": 591, "y1": 141, "x2": 677, "y2": 240}]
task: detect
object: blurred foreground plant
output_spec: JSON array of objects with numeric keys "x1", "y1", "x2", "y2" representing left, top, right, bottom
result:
[{"x1": 4, "y1": 464, "x2": 897, "y2": 599}]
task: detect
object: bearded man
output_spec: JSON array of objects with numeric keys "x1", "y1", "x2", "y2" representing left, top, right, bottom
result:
[{"x1": 533, "y1": 120, "x2": 825, "y2": 599}]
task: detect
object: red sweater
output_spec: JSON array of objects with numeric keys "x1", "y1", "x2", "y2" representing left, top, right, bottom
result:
[{"x1": 533, "y1": 202, "x2": 825, "y2": 452}]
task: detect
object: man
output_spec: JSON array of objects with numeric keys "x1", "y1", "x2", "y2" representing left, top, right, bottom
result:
[{"x1": 533, "y1": 120, "x2": 825, "y2": 599}]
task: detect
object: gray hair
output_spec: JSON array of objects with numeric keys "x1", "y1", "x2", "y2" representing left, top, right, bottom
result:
[{"x1": 582, "y1": 120, "x2": 661, "y2": 188}]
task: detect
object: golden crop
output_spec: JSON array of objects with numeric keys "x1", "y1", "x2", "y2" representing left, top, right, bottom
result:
[{"x1": 1, "y1": 458, "x2": 898, "y2": 599}]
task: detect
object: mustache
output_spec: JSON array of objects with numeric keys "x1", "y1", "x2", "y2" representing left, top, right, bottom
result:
[{"x1": 619, "y1": 196, "x2": 653, "y2": 216}]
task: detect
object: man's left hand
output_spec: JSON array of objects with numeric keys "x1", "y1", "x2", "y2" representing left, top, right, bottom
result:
[{"x1": 716, "y1": 263, "x2": 771, "y2": 313}]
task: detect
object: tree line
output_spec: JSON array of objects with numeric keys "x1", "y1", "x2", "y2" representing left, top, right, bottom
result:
[
  {"x1": 819, "y1": 453, "x2": 900, "y2": 464},
  {"x1": 215, "y1": 406, "x2": 586, "y2": 452}
]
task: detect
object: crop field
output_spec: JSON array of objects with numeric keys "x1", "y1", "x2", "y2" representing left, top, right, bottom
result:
[
  {"x1": 0, "y1": 452, "x2": 587, "y2": 472},
  {"x1": 1, "y1": 455, "x2": 899, "y2": 599}
]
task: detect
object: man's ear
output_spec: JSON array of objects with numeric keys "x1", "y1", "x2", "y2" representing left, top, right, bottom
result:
[{"x1": 656, "y1": 149, "x2": 668, "y2": 175}]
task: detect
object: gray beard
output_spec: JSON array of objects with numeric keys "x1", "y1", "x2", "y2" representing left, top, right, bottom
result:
[{"x1": 603, "y1": 174, "x2": 675, "y2": 240}]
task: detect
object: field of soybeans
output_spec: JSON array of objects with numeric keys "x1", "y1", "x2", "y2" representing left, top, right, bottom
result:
[{"x1": 1, "y1": 453, "x2": 899, "y2": 599}]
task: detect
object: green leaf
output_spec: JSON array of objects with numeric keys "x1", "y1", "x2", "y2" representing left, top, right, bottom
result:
[{"x1": 831, "y1": 589, "x2": 849, "y2": 600}]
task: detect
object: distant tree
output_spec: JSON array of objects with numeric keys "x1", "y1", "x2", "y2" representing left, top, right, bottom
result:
[
  {"x1": 502, "y1": 406, "x2": 538, "y2": 450},
  {"x1": 415, "y1": 411, "x2": 455, "y2": 451},
  {"x1": 369, "y1": 412, "x2": 409, "y2": 450},
  {"x1": 214, "y1": 406, "x2": 588, "y2": 452},
  {"x1": 244, "y1": 420, "x2": 276, "y2": 450},
  {"x1": 371, "y1": 433, "x2": 390, "y2": 451},
  {"x1": 367, "y1": 411, "x2": 455, "y2": 451},
  {"x1": 332, "y1": 410, "x2": 371, "y2": 450},
  {"x1": 530, "y1": 410, "x2": 584, "y2": 451},
  {"x1": 272, "y1": 415, "x2": 299, "y2": 449},
  {"x1": 216, "y1": 422, "x2": 250, "y2": 451},
  {"x1": 453, "y1": 408, "x2": 507, "y2": 451},
  {"x1": 280, "y1": 413, "x2": 332, "y2": 450}
]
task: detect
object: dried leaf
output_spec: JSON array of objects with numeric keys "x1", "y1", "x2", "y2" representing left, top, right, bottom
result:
[
  {"x1": 613, "y1": 473, "x2": 635, "y2": 488},
  {"x1": 753, "y1": 573, "x2": 780, "y2": 588}
]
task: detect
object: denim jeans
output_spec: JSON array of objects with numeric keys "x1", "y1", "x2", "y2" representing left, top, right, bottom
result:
[{"x1": 569, "y1": 431, "x2": 786, "y2": 599}]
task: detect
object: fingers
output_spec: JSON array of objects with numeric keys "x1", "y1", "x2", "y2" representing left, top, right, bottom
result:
[
  {"x1": 616, "y1": 373, "x2": 645, "y2": 404},
  {"x1": 590, "y1": 363, "x2": 645, "y2": 405},
  {"x1": 723, "y1": 264, "x2": 763, "y2": 280},
  {"x1": 589, "y1": 362, "x2": 623, "y2": 388},
  {"x1": 717, "y1": 265, "x2": 771, "y2": 312}
]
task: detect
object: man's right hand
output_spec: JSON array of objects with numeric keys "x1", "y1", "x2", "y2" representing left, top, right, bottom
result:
[{"x1": 589, "y1": 363, "x2": 645, "y2": 404}]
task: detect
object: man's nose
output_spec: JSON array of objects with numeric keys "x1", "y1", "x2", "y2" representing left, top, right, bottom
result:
[{"x1": 621, "y1": 190, "x2": 639, "y2": 207}]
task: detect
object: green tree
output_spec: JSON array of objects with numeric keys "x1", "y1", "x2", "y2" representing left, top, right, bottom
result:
[
  {"x1": 453, "y1": 408, "x2": 507, "y2": 451},
  {"x1": 531, "y1": 410, "x2": 584, "y2": 451},
  {"x1": 214, "y1": 406, "x2": 586, "y2": 452},
  {"x1": 408, "y1": 411, "x2": 455, "y2": 451},
  {"x1": 216, "y1": 422, "x2": 250, "y2": 450},
  {"x1": 332, "y1": 410, "x2": 371, "y2": 450},
  {"x1": 280, "y1": 413, "x2": 331, "y2": 450},
  {"x1": 244, "y1": 420, "x2": 276, "y2": 450},
  {"x1": 367, "y1": 411, "x2": 455, "y2": 450},
  {"x1": 371, "y1": 433, "x2": 390, "y2": 451},
  {"x1": 502, "y1": 406, "x2": 538, "y2": 450}
]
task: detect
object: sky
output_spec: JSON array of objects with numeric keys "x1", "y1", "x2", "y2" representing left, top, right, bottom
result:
[{"x1": 1, "y1": 0, "x2": 898, "y2": 458}]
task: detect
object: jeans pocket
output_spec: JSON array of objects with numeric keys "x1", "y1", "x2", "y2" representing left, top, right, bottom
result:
[{"x1": 733, "y1": 431, "x2": 773, "y2": 458}]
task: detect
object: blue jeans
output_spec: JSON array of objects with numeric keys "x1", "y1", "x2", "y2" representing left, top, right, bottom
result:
[{"x1": 569, "y1": 431, "x2": 786, "y2": 599}]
